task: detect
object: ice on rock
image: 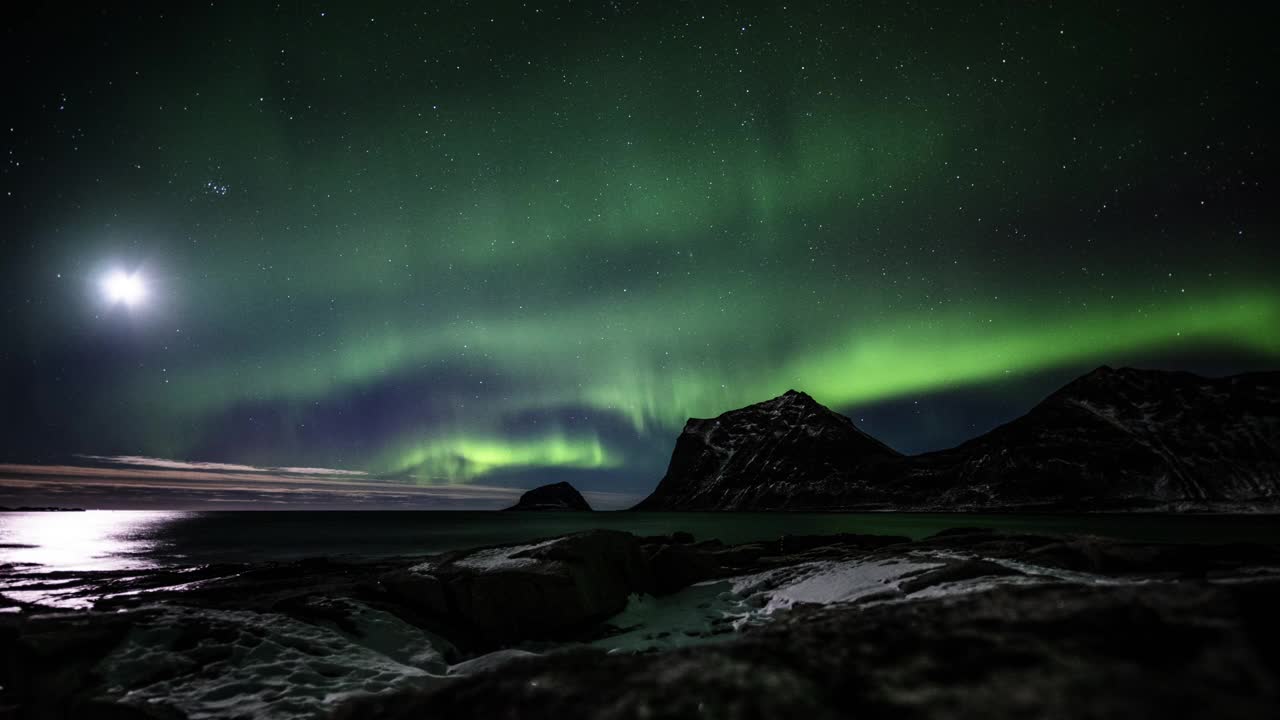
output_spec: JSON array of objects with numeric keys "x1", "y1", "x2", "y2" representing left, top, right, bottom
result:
[
  {"x1": 448, "y1": 648, "x2": 540, "y2": 675},
  {"x1": 409, "y1": 536, "x2": 566, "y2": 574},
  {"x1": 98, "y1": 605, "x2": 450, "y2": 720},
  {"x1": 590, "y1": 556, "x2": 953, "y2": 653},
  {"x1": 309, "y1": 597, "x2": 452, "y2": 673},
  {"x1": 588, "y1": 548, "x2": 1156, "y2": 657},
  {"x1": 729, "y1": 557, "x2": 945, "y2": 619},
  {"x1": 592, "y1": 583, "x2": 747, "y2": 653}
]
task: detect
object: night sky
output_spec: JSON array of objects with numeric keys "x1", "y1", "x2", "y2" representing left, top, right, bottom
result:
[{"x1": 2, "y1": 2, "x2": 1277, "y2": 506}]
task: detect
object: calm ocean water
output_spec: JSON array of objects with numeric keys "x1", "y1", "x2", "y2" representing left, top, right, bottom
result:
[{"x1": 3, "y1": 510, "x2": 1280, "y2": 576}]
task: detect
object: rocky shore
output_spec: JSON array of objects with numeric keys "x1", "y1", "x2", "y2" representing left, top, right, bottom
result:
[{"x1": 3, "y1": 528, "x2": 1279, "y2": 718}]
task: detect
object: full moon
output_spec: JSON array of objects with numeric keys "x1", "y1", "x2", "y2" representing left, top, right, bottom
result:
[{"x1": 102, "y1": 270, "x2": 146, "y2": 306}]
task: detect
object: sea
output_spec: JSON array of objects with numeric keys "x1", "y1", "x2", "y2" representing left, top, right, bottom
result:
[{"x1": 3, "y1": 509, "x2": 1280, "y2": 576}]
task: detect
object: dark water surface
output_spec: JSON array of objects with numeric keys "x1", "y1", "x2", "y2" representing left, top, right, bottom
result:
[{"x1": 3, "y1": 510, "x2": 1279, "y2": 576}]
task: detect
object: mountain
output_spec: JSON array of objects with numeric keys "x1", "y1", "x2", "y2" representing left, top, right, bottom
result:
[
  {"x1": 505, "y1": 481, "x2": 593, "y2": 511},
  {"x1": 632, "y1": 390, "x2": 901, "y2": 510},
  {"x1": 633, "y1": 368, "x2": 1280, "y2": 512}
]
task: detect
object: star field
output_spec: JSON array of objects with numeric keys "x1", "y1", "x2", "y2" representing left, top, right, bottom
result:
[{"x1": 2, "y1": 2, "x2": 1277, "y2": 498}]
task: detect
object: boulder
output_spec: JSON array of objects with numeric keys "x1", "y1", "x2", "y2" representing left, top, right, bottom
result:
[
  {"x1": 380, "y1": 530, "x2": 651, "y2": 648},
  {"x1": 645, "y1": 543, "x2": 718, "y2": 595}
]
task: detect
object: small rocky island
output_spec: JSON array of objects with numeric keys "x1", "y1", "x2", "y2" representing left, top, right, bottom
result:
[{"x1": 504, "y1": 481, "x2": 593, "y2": 511}]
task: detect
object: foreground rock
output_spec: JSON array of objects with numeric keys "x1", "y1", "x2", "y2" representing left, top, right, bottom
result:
[
  {"x1": 636, "y1": 367, "x2": 1280, "y2": 511},
  {"x1": 1, "y1": 604, "x2": 449, "y2": 719},
  {"x1": 3, "y1": 528, "x2": 1279, "y2": 718},
  {"x1": 337, "y1": 579, "x2": 1280, "y2": 720},
  {"x1": 504, "y1": 481, "x2": 593, "y2": 511},
  {"x1": 380, "y1": 530, "x2": 652, "y2": 648}
]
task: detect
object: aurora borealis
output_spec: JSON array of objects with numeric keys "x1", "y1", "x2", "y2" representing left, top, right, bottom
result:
[{"x1": 2, "y1": 2, "x2": 1277, "y2": 506}]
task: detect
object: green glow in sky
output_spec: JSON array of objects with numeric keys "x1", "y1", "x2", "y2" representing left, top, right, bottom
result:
[
  {"x1": 4, "y1": 3, "x2": 1277, "y2": 494},
  {"x1": 385, "y1": 433, "x2": 618, "y2": 483}
]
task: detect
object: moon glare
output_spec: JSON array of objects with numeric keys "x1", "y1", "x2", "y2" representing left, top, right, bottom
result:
[{"x1": 102, "y1": 271, "x2": 146, "y2": 306}]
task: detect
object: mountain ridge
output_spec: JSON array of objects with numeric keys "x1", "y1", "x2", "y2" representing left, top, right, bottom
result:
[{"x1": 634, "y1": 366, "x2": 1280, "y2": 512}]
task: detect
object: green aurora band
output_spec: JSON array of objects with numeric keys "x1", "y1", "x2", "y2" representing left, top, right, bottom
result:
[
  {"x1": 385, "y1": 433, "x2": 619, "y2": 483},
  {"x1": 121, "y1": 283, "x2": 1278, "y2": 479}
]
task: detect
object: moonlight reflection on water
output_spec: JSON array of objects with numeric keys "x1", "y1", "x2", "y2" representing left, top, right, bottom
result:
[
  {"x1": 2, "y1": 510, "x2": 1280, "y2": 610},
  {"x1": 0, "y1": 510, "x2": 181, "y2": 574}
]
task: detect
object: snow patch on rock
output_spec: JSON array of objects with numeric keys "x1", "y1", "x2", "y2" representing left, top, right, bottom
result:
[
  {"x1": 410, "y1": 537, "x2": 566, "y2": 575},
  {"x1": 593, "y1": 582, "x2": 746, "y2": 653},
  {"x1": 98, "y1": 605, "x2": 449, "y2": 720},
  {"x1": 730, "y1": 556, "x2": 945, "y2": 618},
  {"x1": 310, "y1": 597, "x2": 451, "y2": 672},
  {"x1": 448, "y1": 648, "x2": 540, "y2": 675}
]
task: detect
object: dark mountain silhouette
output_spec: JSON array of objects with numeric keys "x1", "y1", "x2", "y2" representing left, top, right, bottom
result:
[
  {"x1": 634, "y1": 367, "x2": 1280, "y2": 511},
  {"x1": 632, "y1": 390, "x2": 899, "y2": 510}
]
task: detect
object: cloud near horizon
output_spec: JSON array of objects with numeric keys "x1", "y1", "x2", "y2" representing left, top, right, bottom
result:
[
  {"x1": 0, "y1": 459, "x2": 641, "y2": 511},
  {"x1": 74, "y1": 455, "x2": 371, "y2": 476}
]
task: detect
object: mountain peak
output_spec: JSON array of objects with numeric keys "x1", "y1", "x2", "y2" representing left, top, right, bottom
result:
[
  {"x1": 1049, "y1": 366, "x2": 1182, "y2": 403},
  {"x1": 779, "y1": 388, "x2": 822, "y2": 405},
  {"x1": 750, "y1": 388, "x2": 826, "y2": 412},
  {"x1": 635, "y1": 389, "x2": 900, "y2": 510}
]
